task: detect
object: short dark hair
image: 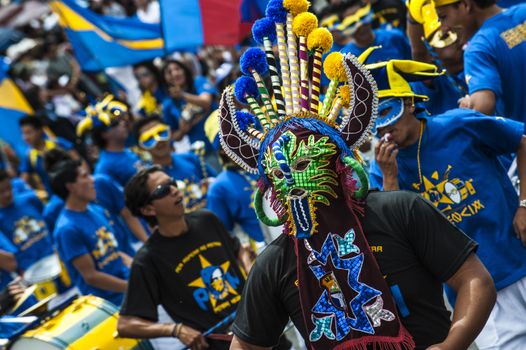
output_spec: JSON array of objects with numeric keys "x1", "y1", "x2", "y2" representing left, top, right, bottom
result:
[
  {"x1": 133, "y1": 61, "x2": 162, "y2": 85},
  {"x1": 48, "y1": 159, "x2": 81, "y2": 200},
  {"x1": 124, "y1": 165, "x2": 163, "y2": 226},
  {"x1": 43, "y1": 148, "x2": 71, "y2": 173},
  {"x1": 19, "y1": 116, "x2": 44, "y2": 130},
  {"x1": 472, "y1": 0, "x2": 496, "y2": 8},
  {"x1": 133, "y1": 116, "x2": 162, "y2": 142},
  {"x1": 0, "y1": 169, "x2": 9, "y2": 183}
]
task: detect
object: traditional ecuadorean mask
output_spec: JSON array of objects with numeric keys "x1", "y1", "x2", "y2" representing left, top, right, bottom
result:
[{"x1": 262, "y1": 130, "x2": 339, "y2": 238}]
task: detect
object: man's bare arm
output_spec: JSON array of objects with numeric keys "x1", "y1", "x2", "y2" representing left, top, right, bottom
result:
[{"x1": 428, "y1": 253, "x2": 496, "y2": 350}]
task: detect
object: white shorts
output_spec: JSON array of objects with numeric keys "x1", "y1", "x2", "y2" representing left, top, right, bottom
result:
[{"x1": 476, "y1": 276, "x2": 526, "y2": 350}]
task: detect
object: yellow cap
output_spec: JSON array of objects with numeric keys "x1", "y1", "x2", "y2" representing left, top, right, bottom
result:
[
  {"x1": 336, "y1": 3, "x2": 372, "y2": 32},
  {"x1": 366, "y1": 60, "x2": 444, "y2": 101},
  {"x1": 407, "y1": 0, "x2": 440, "y2": 38}
]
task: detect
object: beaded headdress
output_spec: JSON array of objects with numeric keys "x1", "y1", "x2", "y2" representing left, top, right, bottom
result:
[{"x1": 217, "y1": 1, "x2": 415, "y2": 349}]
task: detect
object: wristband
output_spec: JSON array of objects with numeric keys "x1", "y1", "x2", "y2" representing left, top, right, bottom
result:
[{"x1": 172, "y1": 323, "x2": 183, "y2": 338}]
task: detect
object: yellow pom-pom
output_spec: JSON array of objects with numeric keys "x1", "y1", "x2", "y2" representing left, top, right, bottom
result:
[
  {"x1": 307, "y1": 28, "x2": 333, "y2": 53},
  {"x1": 338, "y1": 85, "x2": 352, "y2": 108},
  {"x1": 292, "y1": 12, "x2": 318, "y2": 37},
  {"x1": 283, "y1": 0, "x2": 310, "y2": 16},
  {"x1": 323, "y1": 52, "x2": 346, "y2": 82}
]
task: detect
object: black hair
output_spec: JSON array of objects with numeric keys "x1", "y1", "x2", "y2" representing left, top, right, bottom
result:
[
  {"x1": 472, "y1": 0, "x2": 496, "y2": 8},
  {"x1": 133, "y1": 61, "x2": 162, "y2": 87},
  {"x1": 90, "y1": 127, "x2": 108, "y2": 149},
  {"x1": 19, "y1": 116, "x2": 44, "y2": 130},
  {"x1": 48, "y1": 159, "x2": 82, "y2": 200},
  {"x1": 335, "y1": 0, "x2": 366, "y2": 19},
  {"x1": 0, "y1": 169, "x2": 9, "y2": 183},
  {"x1": 124, "y1": 165, "x2": 163, "y2": 226},
  {"x1": 161, "y1": 59, "x2": 195, "y2": 94},
  {"x1": 132, "y1": 115, "x2": 163, "y2": 142},
  {"x1": 43, "y1": 148, "x2": 72, "y2": 173},
  {"x1": 317, "y1": 4, "x2": 335, "y2": 19}
]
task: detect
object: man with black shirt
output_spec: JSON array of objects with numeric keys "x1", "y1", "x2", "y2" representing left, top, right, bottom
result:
[
  {"x1": 118, "y1": 166, "x2": 255, "y2": 350},
  {"x1": 231, "y1": 190, "x2": 494, "y2": 350}
]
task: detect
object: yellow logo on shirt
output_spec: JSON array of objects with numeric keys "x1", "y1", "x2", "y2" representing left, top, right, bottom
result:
[
  {"x1": 500, "y1": 20, "x2": 526, "y2": 49},
  {"x1": 91, "y1": 226, "x2": 120, "y2": 268},
  {"x1": 13, "y1": 217, "x2": 48, "y2": 250},
  {"x1": 413, "y1": 165, "x2": 484, "y2": 224}
]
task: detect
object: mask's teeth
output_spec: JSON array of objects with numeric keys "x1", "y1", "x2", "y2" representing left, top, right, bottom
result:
[{"x1": 290, "y1": 195, "x2": 314, "y2": 238}]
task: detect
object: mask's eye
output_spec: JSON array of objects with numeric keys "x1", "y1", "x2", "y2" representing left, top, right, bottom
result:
[
  {"x1": 272, "y1": 168, "x2": 285, "y2": 180},
  {"x1": 292, "y1": 159, "x2": 311, "y2": 172},
  {"x1": 380, "y1": 106, "x2": 393, "y2": 117}
]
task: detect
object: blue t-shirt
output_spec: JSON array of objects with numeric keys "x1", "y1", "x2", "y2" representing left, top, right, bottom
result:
[
  {"x1": 0, "y1": 232, "x2": 17, "y2": 290},
  {"x1": 499, "y1": 0, "x2": 523, "y2": 8},
  {"x1": 163, "y1": 152, "x2": 216, "y2": 182},
  {"x1": 0, "y1": 193, "x2": 53, "y2": 271},
  {"x1": 93, "y1": 174, "x2": 135, "y2": 256},
  {"x1": 464, "y1": 5, "x2": 526, "y2": 125},
  {"x1": 207, "y1": 170, "x2": 264, "y2": 242},
  {"x1": 161, "y1": 76, "x2": 217, "y2": 152},
  {"x1": 410, "y1": 72, "x2": 466, "y2": 115},
  {"x1": 156, "y1": 152, "x2": 217, "y2": 211},
  {"x1": 19, "y1": 138, "x2": 73, "y2": 195},
  {"x1": 94, "y1": 149, "x2": 141, "y2": 187},
  {"x1": 44, "y1": 176, "x2": 136, "y2": 255},
  {"x1": 369, "y1": 109, "x2": 526, "y2": 291},
  {"x1": 11, "y1": 178, "x2": 32, "y2": 196},
  {"x1": 43, "y1": 194, "x2": 64, "y2": 234},
  {"x1": 341, "y1": 29, "x2": 411, "y2": 64},
  {"x1": 54, "y1": 205, "x2": 129, "y2": 306}
]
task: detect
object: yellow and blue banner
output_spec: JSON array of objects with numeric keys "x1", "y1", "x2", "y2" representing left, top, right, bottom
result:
[
  {"x1": 50, "y1": 0, "x2": 270, "y2": 71},
  {"x1": 0, "y1": 58, "x2": 32, "y2": 157},
  {"x1": 50, "y1": 0, "x2": 166, "y2": 71}
]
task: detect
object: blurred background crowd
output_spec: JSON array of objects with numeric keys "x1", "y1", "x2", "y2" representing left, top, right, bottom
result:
[{"x1": 0, "y1": 0, "x2": 524, "y2": 348}]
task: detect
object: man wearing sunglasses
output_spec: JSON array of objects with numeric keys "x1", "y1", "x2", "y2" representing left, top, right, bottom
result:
[
  {"x1": 118, "y1": 166, "x2": 256, "y2": 350},
  {"x1": 368, "y1": 59, "x2": 526, "y2": 349},
  {"x1": 134, "y1": 116, "x2": 216, "y2": 212}
]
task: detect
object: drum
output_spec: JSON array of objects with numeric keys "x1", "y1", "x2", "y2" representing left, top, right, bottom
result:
[
  {"x1": 23, "y1": 255, "x2": 71, "y2": 301},
  {"x1": 10, "y1": 295, "x2": 152, "y2": 350}
]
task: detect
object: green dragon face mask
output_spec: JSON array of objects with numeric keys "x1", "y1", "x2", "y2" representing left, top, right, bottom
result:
[{"x1": 262, "y1": 131, "x2": 339, "y2": 238}]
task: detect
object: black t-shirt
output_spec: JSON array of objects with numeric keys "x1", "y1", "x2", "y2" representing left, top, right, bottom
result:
[
  {"x1": 120, "y1": 210, "x2": 244, "y2": 340},
  {"x1": 232, "y1": 191, "x2": 477, "y2": 349}
]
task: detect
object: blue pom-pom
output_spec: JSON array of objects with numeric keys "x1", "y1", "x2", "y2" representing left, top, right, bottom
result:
[
  {"x1": 236, "y1": 112, "x2": 256, "y2": 131},
  {"x1": 234, "y1": 76, "x2": 259, "y2": 104},
  {"x1": 252, "y1": 18, "x2": 277, "y2": 44},
  {"x1": 266, "y1": 0, "x2": 287, "y2": 24},
  {"x1": 240, "y1": 48, "x2": 268, "y2": 75}
]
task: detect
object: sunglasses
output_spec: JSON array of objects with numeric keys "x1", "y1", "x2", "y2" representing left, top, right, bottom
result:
[
  {"x1": 149, "y1": 178, "x2": 178, "y2": 202},
  {"x1": 139, "y1": 124, "x2": 171, "y2": 149}
]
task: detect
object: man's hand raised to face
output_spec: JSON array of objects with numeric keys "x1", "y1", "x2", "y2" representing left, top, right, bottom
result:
[{"x1": 375, "y1": 133, "x2": 400, "y2": 191}]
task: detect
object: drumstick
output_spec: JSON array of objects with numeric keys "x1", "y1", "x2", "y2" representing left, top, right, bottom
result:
[
  {"x1": 203, "y1": 311, "x2": 236, "y2": 336},
  {"x1": 181, "y1": 312, "x2": 236, "y2": 350}
]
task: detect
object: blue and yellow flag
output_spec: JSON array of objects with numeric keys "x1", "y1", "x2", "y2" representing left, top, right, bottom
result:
[
  {"x1": 50, "y1": 0, "x2": 166, "y2": 71},
  {"x1": 0, "y1": 58, "x2": 32, "y2": 157}
]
